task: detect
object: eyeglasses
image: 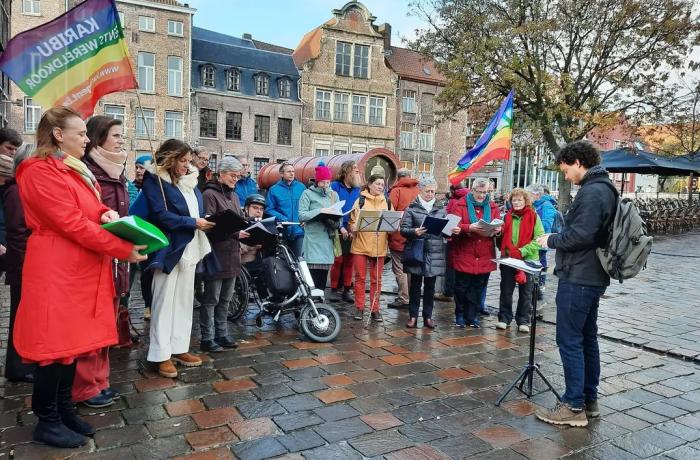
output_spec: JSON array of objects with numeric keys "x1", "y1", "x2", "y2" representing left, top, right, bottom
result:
[{"x1": 472, "y1": 190, "x2": 488, "y2": 195}]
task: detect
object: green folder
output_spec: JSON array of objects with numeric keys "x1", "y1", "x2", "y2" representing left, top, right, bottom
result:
[{"x1": 102, "y1": 215, "x2": 169, "y2": 255}]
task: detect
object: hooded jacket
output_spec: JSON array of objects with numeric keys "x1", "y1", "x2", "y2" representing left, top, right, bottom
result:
[
  {"x1": 349, "y1": 190, "x2": 389, "y2": 257},
  {"x1": 547, "y1": 165, "x2": 616, "y2": 287},
  {"x1": 234, "y1": 174, "x2": 258, "y2": 206},
  {"x1": 266, "y1": 179, "x2": 306, "y2": 240},
  {"x1": 388, "y1": 177, "x2": 420, "y2": 251},
  {"x1": 298, "y1": 185, "x2": 340, "y2": 265},
  {"x1": 330, "y1": 180, "x2": 360, "y2": 229},
  {"x1": 534, "y1": 195, "x2": 558, "y2": 233}
]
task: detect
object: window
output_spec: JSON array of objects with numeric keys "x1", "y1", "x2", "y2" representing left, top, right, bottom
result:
[
  {"x1": 334, "y1": 148, "x2": 348, "y2": 155},
  {"x1": 164, "y1": 111, "x2": 183, "y2": 138},
  {"x1": 118, "y1": 11, "x2": 125, "y2": 26},
  {"x1": 278, "y1": 78, "x2": 291, "y2": 98},
  {"x1": 226, "y1": 69, "x2": 240, "y2": 91},
  {"x1": 400, "y1": 122, "x2": 415, "y2": 149},
  {"x1": 419, "y1": 162, "x2": 432, "y2": 175},
  {"x1": 254, "y1": 116, "x2": 270, "y2": 143},
  {"x1": 335, "y1": 41, "x2": 352, "y2": 76},
  {"x1": 167, "y1": 56, "x2": 182, "y2": 96},
  {"x1": 104, "y1": 105, "x2": 125, "y2": 124},
  {"x1": 24, "y1": 98, "x2": 41, "y2": 133},
  {"x1": 277, "y1": 118, "x2": 292, "y2": 145},
  {"x1": 255, "y1": 74, "x2": 269, "y2": 96},
  {"x1": 199, "y1": 109, "x2": 217, "y2": 138},
  {"x1": 22, "y1": 0, "x2": 40, "y2": 15},
  {"x1": 402, "y1": 90, "x2": 416, "y2": 113},
  {"x1": 353, "y1": 44, "x2": 369, "y2": 78},
  {"x1": 315, "y1": 90, "x2": 331, "y2": 120},
  {"x1": 420, "y1": 125, "x2": 434, "y2": 151},
  {"x1": 369, "y1": 96, "x2": 384, "y2": 126},
  {"x1": 315, "y1": 148, "x2": 330, "y2": 156},
  {"x1": 352, "y1": 95, "x2": 367, "y2": 123},
  {"x1": 137, "y1": 52, "x2": 155, "y2": 92},
  {"x1": 225, "y1": 112, "x2": 242, "y2": 140},
  {"x1": 201, "y1": 65, "x2": 215, "y2": 88},
  {"x1": 138, "y1": 16, "x2": 155, "y2": 32},
  {"x1": 167, "y1": 20, "x2": 183, "y2": 36},
  {"x1": 135, "y1": 108, "x2": 155, "y2": 138},
  {"x1": 334, "y1": 93, "x2": 349, "y2": 121},
  {"x1": 253, "y1": 157, "x2": 268, "y2": 180},
  {"x1": 401, "y1": 161, "x2": 413, "y2": 170}
]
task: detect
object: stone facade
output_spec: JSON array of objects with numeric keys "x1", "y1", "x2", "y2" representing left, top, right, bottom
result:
[
  {"x1": 9, "y1": 0, "x2": 194, "y2": 175},
  {"x1": 293, "y1": 2, "x2": 396, "y2": 157}
]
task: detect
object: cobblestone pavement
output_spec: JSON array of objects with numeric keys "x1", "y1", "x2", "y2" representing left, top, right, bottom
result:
[{"x1": 0, "y1": 234, "x2": 699, "y2": 459}]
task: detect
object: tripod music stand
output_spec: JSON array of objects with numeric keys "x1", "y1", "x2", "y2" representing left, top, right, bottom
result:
[{"x1": 494, "y1": 258, "x2": 561, "y2": 406}]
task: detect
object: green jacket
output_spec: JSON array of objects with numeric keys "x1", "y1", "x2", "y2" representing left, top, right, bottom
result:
[
  {"x1": 298, "y1": 185, "x2": 340, "y2": 265},
  {"x1": 508, "y1": 211, "x2": 545, "y2": 261}
]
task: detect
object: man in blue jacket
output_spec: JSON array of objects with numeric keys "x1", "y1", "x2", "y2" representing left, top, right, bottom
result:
[
  {"x1": 266, "y1": 162, "x2": 305, "y2": 257},
  {"x1": 534, "y1": 141, "x2": 616, "y2": 428},
  {"x1": 233, "y1": 156, "x2": 258, "y2": 205},
  {"x1": 329, "y1": 160, "x2": 361, "y2": 301},
  {"x1": 527, "y1": 183, "x2": 557, "y2": 300}
]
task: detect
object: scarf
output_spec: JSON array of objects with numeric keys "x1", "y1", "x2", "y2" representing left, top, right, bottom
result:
[
  {"x1": 418, "y1": 195, "x2": 435, "y2": 212},
  {"x1": 91, "y1": 146, "x2": 127, "y2": 180},
  {"x1": 466, "y1": 192, "x2": 491, "y2": 223},
  {"x1": 501, "y1": 206, "x2": 537, "y2": 259},
  {"x1": 59, "y1": 152, "x2": 100, "y2": 200},
  {"x1": 174, "y1": 165, "x2": 199, "y2": 192}
]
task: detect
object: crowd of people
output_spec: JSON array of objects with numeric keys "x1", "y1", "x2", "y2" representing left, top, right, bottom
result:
[{"x1": 0, "y1": 106, "x2": 617, "y2": 447}]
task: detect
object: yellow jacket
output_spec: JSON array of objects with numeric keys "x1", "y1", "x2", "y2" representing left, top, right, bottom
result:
[{"x1": 349, "y1": 190, "x2": 389, "y2": 257}]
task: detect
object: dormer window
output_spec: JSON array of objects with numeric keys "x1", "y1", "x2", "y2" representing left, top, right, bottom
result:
[
  {"x1": 278, "y1": 78, "x2": 291, "y2": 98},
  {"x1": 202, "y1": 65, "x2": 215, "y2": 88},
  {"x1": 226, "y1": 68, "x2": 240, "y2": 91},
  {"x1": 255, "y1": 73, "x2": 269, "y2": 96}
]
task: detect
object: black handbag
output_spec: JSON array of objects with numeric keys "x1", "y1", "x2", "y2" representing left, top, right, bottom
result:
[{"x1": 402, "y1": 238, "x2": 425, "y2": 265}]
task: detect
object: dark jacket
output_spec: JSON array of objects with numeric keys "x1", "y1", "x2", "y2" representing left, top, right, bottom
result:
[
  {"x1": 400, "y1": 199, "x2": 448, "y2": 277},
  {"x1": 388, "y1": 177, "x2": 420, "y2": 251},
  {"x1": 547, "y1": 166, "x2": 616, "y2": 287},
  {"x1": 85, "y1": 157, "x2": 130, "y2": 296},
  {"x1": 2, "y1": 180, "x2": 30, "y2": 286},
  {"x1": 141, "y1": 170, "x2": 203, "y2": 274},
  {"x1": 202, "y1": 180, "x2": 242, "y2": 279},
  {"x1": 234, "y1": 175, "x2": 258, "y2": 207},
  {"x1": 448, "y1": 194, "x2": 501, "y2": 274}
]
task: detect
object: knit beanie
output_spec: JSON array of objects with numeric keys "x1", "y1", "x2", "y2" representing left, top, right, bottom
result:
[
  {"x1": 135, "y1": 155, "x2": 152, "y2": 166},
  {"x1": 315, "y1": 161, "x2": 332, "y2": 181}
]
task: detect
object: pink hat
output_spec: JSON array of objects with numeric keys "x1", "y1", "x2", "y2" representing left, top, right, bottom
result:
[{"x1": 315, "y1": 162, "x2": 332, "y2": 181}]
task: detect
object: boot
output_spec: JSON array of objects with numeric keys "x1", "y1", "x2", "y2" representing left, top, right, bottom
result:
[
  {"x1": 329, "y1": 288, "x2": 342, "y2": 301},
  {"x1": 341, "y1": 288, "x2": 354, "y2": 303},
  {"x1": 57, "y1": 362, "x2": 95, "y2": 437}
]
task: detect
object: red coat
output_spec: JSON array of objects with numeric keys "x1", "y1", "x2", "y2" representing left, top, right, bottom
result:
[
  {"x1": 14, "y1": 156, "x2": 133, "y2": 362},
  {"x1": 388, "y1": 178, "x2": 419, "y2": 251},
  {"x1": 448, "y1": 195, "x2": 501, "y2": 274}
]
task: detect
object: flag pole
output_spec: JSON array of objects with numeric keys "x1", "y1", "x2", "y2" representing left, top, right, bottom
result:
[{"x1": 134, "y1": 88, "x2": 168, "y2": 209}]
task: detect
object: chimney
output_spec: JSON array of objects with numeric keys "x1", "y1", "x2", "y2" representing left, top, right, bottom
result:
[
  {"x1": 242, "y1": 33, "x2": 252, "y2": 40},
  {"x1": 378, "y1": 23, "x2": 391, "y2": 52}
]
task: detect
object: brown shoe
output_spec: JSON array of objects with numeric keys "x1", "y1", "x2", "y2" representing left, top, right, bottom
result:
[
  {"x1": 144, "y1": 307, "x2": 151, "y2": 320},
  {"x1": 535, "y1": 402, "x2": 588, "y2": 427},
  {"x1": 172, "y1": 353, "x2": 202, "y2": 367},
  {"x1": 424, "y1": 318, "x2": 436, "y2": 329},
  {"x1": 158, "y1": 360, "x2": 177, "y2": 378},
  {"x1": 406, "y1": 318, "x2": 417, "y2": 328}
]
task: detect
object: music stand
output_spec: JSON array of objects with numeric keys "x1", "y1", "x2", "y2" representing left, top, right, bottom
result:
[{"x1": 494, "y1": 258, "x2": 561, "y2": 406}]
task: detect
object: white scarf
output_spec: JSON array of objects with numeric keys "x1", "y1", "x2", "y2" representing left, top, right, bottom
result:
[
  {"x1": 418, "y1": 195, "x2": 435, "y2": 212},
  {"x1": 91, "y1": 146, "x2": 127, "y2": 179}
]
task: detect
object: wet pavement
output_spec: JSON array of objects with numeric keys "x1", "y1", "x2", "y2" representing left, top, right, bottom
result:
[{"x1": 0, "y1": 232, "x2": 699, "y2": 459}]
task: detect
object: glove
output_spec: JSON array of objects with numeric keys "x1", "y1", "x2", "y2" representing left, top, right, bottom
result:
[
  {"x1": 510, "y1": 248, "x2": 522, "y2": 259},
  {"x1": 515, "y1": 270, "x2": 527, "y2": 285}
]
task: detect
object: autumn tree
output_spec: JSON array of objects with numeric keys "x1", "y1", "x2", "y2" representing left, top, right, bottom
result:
[{"x1": 409, "y1": 0, "x2": 699, "y2": 208}]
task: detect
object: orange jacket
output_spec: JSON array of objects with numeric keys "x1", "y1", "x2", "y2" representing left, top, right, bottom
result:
[{"x1": 388, "y1": 178, "x2": 419, "y2": 251}]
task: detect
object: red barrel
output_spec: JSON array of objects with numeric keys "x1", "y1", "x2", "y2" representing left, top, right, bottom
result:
[{"x1": 257, "y1": 148, "x2": 401, "y2": 190}]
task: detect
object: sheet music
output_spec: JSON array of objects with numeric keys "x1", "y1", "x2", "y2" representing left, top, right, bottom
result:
[
  {"x1": 442, "y1": 214, "x2": 462, "y2": 236},
  {"x1": 493, "y1": 257, "x2": 543, "y2": 274}
]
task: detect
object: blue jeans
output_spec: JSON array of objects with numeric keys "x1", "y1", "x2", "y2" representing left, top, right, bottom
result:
[
  {"x1": 200, "y1": 278, "x2": 235, "y2": 342},
  {"x1": 555, "y1": 280, "x2": 606, "y2": 408}
]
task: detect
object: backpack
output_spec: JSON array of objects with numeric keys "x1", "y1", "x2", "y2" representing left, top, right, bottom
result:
[
  {"x1": 596, "y1": 182, "x2": 653, "y2": 283},
  {"x1": 261, "y1": 256, "x2": 297, "y2": 297},
  {"x1": 551, "y1": 209, "x2": 565, "y2": 233}
]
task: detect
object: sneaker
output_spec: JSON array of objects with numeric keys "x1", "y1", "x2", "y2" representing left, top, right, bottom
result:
[
  {"x1": 215, "y1": 337, "x2": 238, "y2": 349},
  {"x1": 535, "y1": 402, "x2": 588, "y2": 427},
  {"x1": 81, "y1": 393, "x2": 114, "y2": 408},
  {"x1": 172, "y1": 353, "x2": 202, "y2": 367},
  {"x1": 387, "y1": 300, "x2": 409, "y2": 309},
  {"x1": 370, "y1": 312, "x2": 383, "y2": 322},
  {"x1": 158, "y1": 359, "x2": 178, "y2": 378},
  {"x1": 495, "y1": 322, "x2": 508, "y2": 330},
  {"x1": 101, "y1": 387, "x2": 121, "y2": 400},
  {"x1": 585, "y1": 400, "x2": 600, "y2": 418},
  {"x1": 200, "y1": 340, "x2": 224, "y2": 352},
  {"x1": 354, "y1": 310, "x2": 364, "y2": 320},
  {"x1": 518, "y1": 324, "x2": 530, "y2": 333},
  {"x1": 455, "y1": 316, "x2": 466, "y2": 328},
  {"x1": 469, "y1": 318, "x2": 481, "y2": 329}
]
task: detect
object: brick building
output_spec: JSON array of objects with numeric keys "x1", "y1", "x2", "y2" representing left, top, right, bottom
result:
[
  {"x1": 0, "y1": 0, "x2": 11, "y2": 127},
  {"x1": 293, "y1": 1, "x2": 396, "y2": 158},
  {"x1": 190, "y1": 27, "x2": 301, "y2": 177},
  {"x1": 9, "y1": 0, "x2": 195, "y2": 172}
]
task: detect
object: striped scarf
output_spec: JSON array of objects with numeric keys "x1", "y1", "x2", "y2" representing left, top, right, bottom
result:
[{"x1": 58, "y1": 151, "x2": 100, "y2": 200}]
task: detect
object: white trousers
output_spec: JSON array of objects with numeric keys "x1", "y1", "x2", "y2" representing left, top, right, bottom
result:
[{"x1": 148, "y1": 262, "x2": 196, "y2": 362}]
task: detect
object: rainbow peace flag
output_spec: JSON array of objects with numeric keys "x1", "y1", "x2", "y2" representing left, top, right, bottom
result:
[
  {"x1": 0, "y1": 0, "x2": 136, "y2": 118},
  {"x1": 448, "y1": 90, "x2": 514, "y2": 185}
]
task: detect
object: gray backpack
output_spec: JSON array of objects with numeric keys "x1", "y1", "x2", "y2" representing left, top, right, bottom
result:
[{"x1": 596, "y1": 183, "x2": 652, "y2": 283}]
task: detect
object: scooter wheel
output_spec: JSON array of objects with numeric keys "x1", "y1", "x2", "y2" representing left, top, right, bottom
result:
[{"x1": 299, "y1": 304, "x2": 341, "y2": 342}]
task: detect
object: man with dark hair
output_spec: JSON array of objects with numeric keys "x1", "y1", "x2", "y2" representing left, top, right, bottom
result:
[
  {"x1": 534, "y1": 140, "x2": 616, "y2": 427},
  {"x1": 0, "y1": 128, "x2": 22, "y2": 158},
  {"x1": 0, "y1": 128, "x2": 22, "y2": 265},
  {"x1": 267, "y1": 162, "x2": 305, "y2": 257}
]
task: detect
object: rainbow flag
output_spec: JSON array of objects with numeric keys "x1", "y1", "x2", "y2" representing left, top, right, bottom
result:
[
  {"x1": 449, "y1": 90, "x2": 514, "y2": 185},
  {"x1": 0, "y1": 0, "x2": 136, "y2": 118}
]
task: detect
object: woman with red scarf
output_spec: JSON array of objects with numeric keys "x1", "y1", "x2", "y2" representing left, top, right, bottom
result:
[{"x1": 496, "y1": 188, "x2": 544, "y2": 333}]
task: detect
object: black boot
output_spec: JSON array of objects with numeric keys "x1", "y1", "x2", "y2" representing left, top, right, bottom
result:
[
  {"x1": 342, "y1": 288, "x2": 354, "y2": 303},
  {"x1": 329, "y1": 289, "x2": 342, "y2": 301},
  {"x1": 33, "y1": 364, "x2": 87, "y2": 448},
  {"x1": 57, "y1": 363, "x2": 95, "y2": 437}
]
